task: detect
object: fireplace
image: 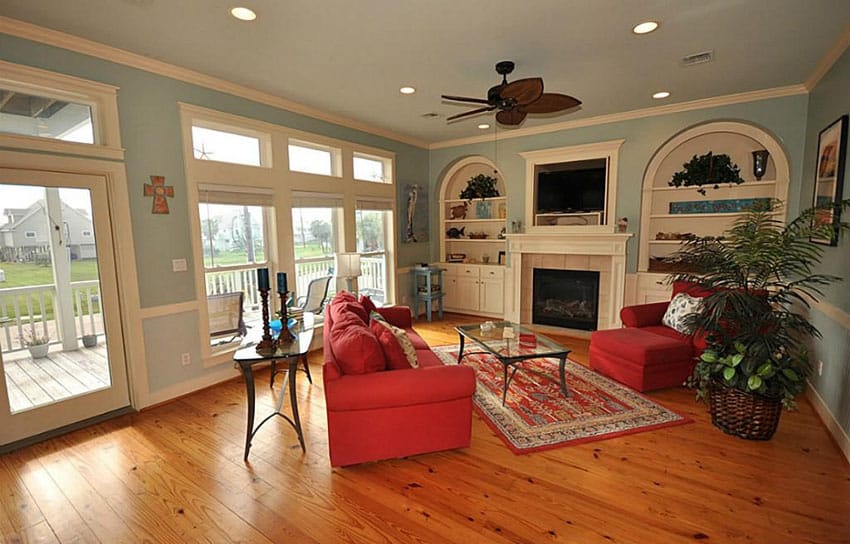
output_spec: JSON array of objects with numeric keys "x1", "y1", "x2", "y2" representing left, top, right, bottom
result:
[{"x1": 532, "y1": 268, "x2": 600, "y2": 330}]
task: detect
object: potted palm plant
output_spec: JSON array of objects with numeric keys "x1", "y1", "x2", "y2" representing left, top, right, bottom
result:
[
  {"x1": 20, "y1": 330, "x2": 50, "y2": 359},
  {"x1": 671, "y1": 198, "x2": 849, "y2": 439}
]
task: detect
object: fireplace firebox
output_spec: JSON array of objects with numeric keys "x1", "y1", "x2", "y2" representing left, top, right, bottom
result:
[{"x1": 532, "y1": 268, "x2": 600, "y2": 330}]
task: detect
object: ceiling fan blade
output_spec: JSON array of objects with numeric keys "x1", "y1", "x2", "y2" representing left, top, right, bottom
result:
[
  {"x1": 496, "y1": 109, "x2": 527, "y2": 126},
  {"x1": 446, "y1": 106, "x2": 496, "y2": 122},
  {"x1": 521, "y1": 93, "x2": 582, "y2": 113},
  {"x1": 499, "y1": 78, "x2": 544, "y2": 105},
  {"x1": 441, "y1": 95, "x2": 491, "y2": 105}
]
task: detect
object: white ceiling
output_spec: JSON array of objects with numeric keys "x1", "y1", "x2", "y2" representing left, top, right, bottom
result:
[{"x1": 2, "y1": 0, "x2": 849, "y2": 145}]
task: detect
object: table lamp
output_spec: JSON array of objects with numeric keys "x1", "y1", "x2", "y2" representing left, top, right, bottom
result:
[{"x1": 335, "y1": 252, "x2": 362, "y2": 294}]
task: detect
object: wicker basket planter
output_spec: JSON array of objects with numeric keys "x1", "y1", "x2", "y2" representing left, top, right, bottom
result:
[{"x1": 708, "y1": 378, "x2": 782, "y2": 440}]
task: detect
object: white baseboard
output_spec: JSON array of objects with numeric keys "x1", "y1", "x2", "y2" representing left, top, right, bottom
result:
[
  {"x1": 806, "y1": 383, "x2": 850, "y2": 465},
  {"x1": 142, "y1": 366, "x2": 240, "y2": 409}
]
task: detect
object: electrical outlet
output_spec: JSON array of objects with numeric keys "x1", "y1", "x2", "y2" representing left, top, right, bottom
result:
[
  {"x1": 817, "y1": 360, "x2": 824, "y2": 376},
  {"x1": 181, "y1": 352, "x2": 191, "y2": 366}
]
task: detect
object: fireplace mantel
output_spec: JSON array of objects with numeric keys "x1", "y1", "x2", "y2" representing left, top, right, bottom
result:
[{"x1": 504, "y1": 231, "x2": 633, "y2": 330}]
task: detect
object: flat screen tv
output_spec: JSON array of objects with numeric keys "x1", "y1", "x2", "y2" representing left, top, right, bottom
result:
[{"x1": 536, "y1": 167, "x2": 606, "y2": 213}]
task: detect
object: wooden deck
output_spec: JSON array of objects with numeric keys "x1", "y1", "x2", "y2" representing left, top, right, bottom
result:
[{"x1": 2, "y1": 344, "x2": 110, "y2": 413}]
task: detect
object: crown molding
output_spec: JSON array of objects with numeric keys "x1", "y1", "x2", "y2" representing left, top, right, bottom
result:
[
  {"x1": 805, "y1": 21, "x2": 850, "y2": 91},
  {"x1": 430, "y1": 84, "x2": 808, "y2": 150},
  {"x1": 0, "y1": 16, "x2": 429, "y2": 149}
]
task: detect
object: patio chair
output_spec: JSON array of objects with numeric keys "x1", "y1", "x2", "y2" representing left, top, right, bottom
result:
[
  {"x1": 207, "y1": 292, "x2": 246, "y2": 343},
  {"x1": 292, "y1": 275, "x2": 333, "y2": 314}
]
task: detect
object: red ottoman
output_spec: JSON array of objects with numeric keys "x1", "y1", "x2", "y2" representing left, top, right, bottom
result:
[{"x1": 589, "y1": 327, "x2": 696, "y2": 392}]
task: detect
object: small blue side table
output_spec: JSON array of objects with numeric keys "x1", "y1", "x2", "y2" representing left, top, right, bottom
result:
[{"x1": 411, "y1": 266, "x2": 444, "y2": 322}]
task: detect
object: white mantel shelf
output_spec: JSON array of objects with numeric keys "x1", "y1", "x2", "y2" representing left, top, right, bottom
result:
[{"x1": 505, "y1": 231, "x2": 633, "y2": 330}]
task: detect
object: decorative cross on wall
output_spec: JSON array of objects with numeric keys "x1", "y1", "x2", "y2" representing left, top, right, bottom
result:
[{"x1": 143, "y1": 175, "x2": 174, "y2": 214}]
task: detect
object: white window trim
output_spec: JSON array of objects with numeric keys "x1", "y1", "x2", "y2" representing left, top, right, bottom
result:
[
  {"x1": 288, "y1": 138, "x2": 342, "y2": 178},
  {"x1": 0, "y1": 60, "x2": 123, "y2": 160},
  {"x1": 353, "y1": 151, "x2": 393, "y2": 184},
  {"x1": 191, "y1": 118, "x2": 273, "y2": 168}
]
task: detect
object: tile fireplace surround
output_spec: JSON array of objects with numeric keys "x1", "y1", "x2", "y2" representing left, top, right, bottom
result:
[{"x1": 505, "y1": 232, "x2": 633, "y2": 331}]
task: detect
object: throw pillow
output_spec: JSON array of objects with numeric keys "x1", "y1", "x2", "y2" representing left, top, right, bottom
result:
[
  {"x1": 329, "y1": 299, "x2": 368, "y2": 325},
  {"x1": 328, "y1": 319, "x2": 386, "y2": 374},
  {"x1": 662, "y1": 292, "x2": 704, "y2": 335},
  {"x1": 359, "y1": 295, "x2": 377, "y2": 317},
  {"x1": 370, "y1": 319, "x2": 410, "y2": 370},
  {"x1": 373, "y1": 319, "x2": 419, "y2": 368}
]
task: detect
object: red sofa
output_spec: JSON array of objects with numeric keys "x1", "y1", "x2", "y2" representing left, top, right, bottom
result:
[
  {"x1": 589, "y1": 282, "x2": 710, "y2": 391},
  {"x1": 322, "y1": 292, "x2": 476, "y2": 467}
]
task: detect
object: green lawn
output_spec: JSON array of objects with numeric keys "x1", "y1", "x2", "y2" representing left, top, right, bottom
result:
[{"x1": 0, "y1": 260, "x2": 101, "y2": 321}]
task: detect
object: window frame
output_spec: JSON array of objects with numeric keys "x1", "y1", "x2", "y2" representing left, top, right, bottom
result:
[
  {"x1": 288, "y1": 138, "x2": 342, "y2": 178},
  {"x1": 353, "y1": 151, "x2": 393, "y2": 184},
  {"x1": 0, "y1": 60, "x2": 122, "y2": 160},
  {"x1": 190, "y1": 119, "x2": 272, "y2": 169}
]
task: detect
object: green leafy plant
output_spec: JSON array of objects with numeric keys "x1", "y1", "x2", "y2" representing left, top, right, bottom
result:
[
  {"x1": 459, "y1": 174, "x2": 499, "y2": 201},
  {"x1": 673, "y1": 198, "x2": 850, "y2": 408},
  {"x1": 669, "y1": 152, "x2": 744, "y2": 195}
]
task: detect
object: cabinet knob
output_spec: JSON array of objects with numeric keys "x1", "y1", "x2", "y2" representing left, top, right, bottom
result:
[{"x1": 655, "y1": 281, "x2": 663, "y2": 285}]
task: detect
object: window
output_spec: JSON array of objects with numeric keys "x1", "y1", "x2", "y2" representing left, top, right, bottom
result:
[
  {"x1": 0, "y1": 88, "x2": 94, "y2": 143},
  {"x1": 24, "y1": 231, "x2": 36, "y2": 238},
  {"x1": 291, "y1": 192, "x2": 343, "y2": 301},
  {"x1": 356, "y1": 200, "x2": 394, "y2": 304},
  {"x1": 353, "y1": 152, "x2": 392, "y2": 183},
  {"x1": 191, "y1": 124, "x2": 264, "y2": 167},
  {"x1": 197, "y1": 186, "x2": 274, "y2": 346},
  {"x1": 82, "y1": 230, "x2": 92, "y2": 237},
  {"x1": 288, "y1": 139, "x2": 341, "y2": 176}
]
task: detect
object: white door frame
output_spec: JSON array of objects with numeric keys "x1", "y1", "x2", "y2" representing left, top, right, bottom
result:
[{"x1": 0, "y1": 152, "x2": 145, "y2": 445}]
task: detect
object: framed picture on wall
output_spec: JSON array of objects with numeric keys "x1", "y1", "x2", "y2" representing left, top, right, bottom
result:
[{"x1": 811, "y1": 114, "x2": 847, "y2": 246}]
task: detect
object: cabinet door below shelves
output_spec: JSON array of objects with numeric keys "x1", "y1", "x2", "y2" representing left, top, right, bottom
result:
[
  {"x1": 456, "y1": 276, "x2": 480, "y2": 312},
  {"x1": 636, "y1": 273, "x2": 672, "y2": 304},
  {"x1": 479, "y1": 278, "x2": 504, "y2": 314},
  {"x1": 443, "y1": 276, "x2": 460, "y2": 309}
]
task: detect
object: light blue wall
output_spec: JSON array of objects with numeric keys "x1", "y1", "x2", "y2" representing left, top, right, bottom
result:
[
  {"x1": 801, "y1": 47, "x2": 850, "y2": 437},
  {"x1": 429, "y1": 96, "x2": 810, "y2": 272},
  {"x1": 0, "y1": 33, "x2": 429, "y2": 394}
]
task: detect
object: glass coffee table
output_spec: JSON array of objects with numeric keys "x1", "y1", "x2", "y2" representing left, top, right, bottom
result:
[{"x1": 456, "y1": 321, "x2": 571, "y2": 405}]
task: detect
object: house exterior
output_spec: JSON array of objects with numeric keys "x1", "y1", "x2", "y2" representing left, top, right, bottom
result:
[{"x1": 0, "y1": 200, "x2": 95, "y2": 262}]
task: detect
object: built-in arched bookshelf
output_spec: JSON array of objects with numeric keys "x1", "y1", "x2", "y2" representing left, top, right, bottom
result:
[{"x1": 635, "y1": 121, "x2": 790, "y2": 302}]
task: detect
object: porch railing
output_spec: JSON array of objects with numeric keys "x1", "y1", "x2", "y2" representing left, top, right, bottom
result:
[{"x1": 0, "y1": 280, "x2": 105, "y2": 353}]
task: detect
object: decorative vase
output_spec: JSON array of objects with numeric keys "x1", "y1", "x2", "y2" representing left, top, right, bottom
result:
[
  {"x1": 752, "y1": 150, "x2": 770, "y2": 181},
  {"x1": 708, "y1": 378, "x2": 782, "y2": 440},
  {"x1": 27, "y1": 344, "x2": 49, "y2": 359}
]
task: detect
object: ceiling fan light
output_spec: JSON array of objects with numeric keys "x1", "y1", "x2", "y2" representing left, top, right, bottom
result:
[
  {"x1": 633, "y1": 21, "x2": 659, "y2": 34},
  {"x1": 230, "y1": 7, "x2": 257, "y2": 21},
  {"x1": 399, "y1": 86, "x2": 416, "y2": 95},
  {"x1": 652, "y1": 91, "x2": 671, "y2": 99}
]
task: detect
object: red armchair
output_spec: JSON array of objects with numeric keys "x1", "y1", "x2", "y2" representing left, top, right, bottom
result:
[
  {"x1": 322, "y1": 294, "x2": 475, "y2": 467},
  {"x1": 589, "y1": 282, "x2": 709, "y2": 391}
]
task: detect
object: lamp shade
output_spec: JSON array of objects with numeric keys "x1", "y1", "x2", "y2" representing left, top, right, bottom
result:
[{"x1": 335, "y1": 252, "x2": 362, "y2": 278}]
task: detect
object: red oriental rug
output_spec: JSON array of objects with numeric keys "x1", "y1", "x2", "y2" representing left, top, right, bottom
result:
[{"x1": 432, "y1": 345, "x2": 691, "y2": 454}]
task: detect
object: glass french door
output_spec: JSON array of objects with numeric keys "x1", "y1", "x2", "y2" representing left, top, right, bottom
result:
[{"x1": 0, "y1": 168, "x2": 130, "y2": 446}]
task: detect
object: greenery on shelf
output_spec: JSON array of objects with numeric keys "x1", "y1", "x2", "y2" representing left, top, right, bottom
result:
[
  {"x1": 669, "y1": 152, "x2": 744, "y2": 195},
  {"x1": 672, "y1": 198, "x2": 850, "y2": 408},
  {"x1": 459, "y1": 174, "x2": 500, "y2": 201}
]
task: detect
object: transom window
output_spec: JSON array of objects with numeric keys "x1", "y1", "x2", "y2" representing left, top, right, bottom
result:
[
  {"x1": 191, "y1": 123, "x2": 267, "y2": 167},
  {"x1": 0, "y1": 88, "x2": 94, "y2": 143},
  {"x1": 288, "y1": 139, "x2": 341, "y2": 177},
  {"x1": 353, "y1": 152, "x2": 392, "y2": 183}
]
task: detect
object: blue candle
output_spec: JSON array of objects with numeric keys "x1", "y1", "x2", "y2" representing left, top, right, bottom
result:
[
  {"x1": 257, "y1": 267, "x2": 270, "y2": 290},
  {"x1": 277, "y1": 272, "x2": 287, "y2": 294}
]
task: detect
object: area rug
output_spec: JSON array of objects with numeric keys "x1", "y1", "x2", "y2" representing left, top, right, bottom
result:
[{"x1": 432, "y1": 345, "x2": 691, "y2": 454}]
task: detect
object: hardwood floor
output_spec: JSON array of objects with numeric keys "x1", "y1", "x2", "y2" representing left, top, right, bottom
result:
[{"x1": 2, "y1": 313, "x2": 849, "y2": 543}]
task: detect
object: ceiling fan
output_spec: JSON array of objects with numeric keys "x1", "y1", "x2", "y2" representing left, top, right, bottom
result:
[{"x1": 442, "y1": 61, "x2": 581, "y2": 126}]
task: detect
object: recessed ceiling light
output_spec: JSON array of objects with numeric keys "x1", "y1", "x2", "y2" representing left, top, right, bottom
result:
[
  {"x1": 230, "y1": 7, "x2": 257, "y2": 21},
  {"x1": 652, "y1": 91, "x2": 671, "y2": 99},
  {"x1": 478, "y1": 124, "x2": 490, "y2": 130},
  {"x1": 399, "y1": 86, "x2": 416, "y2": 95},
  {"x1": 633, "y1": 21, "x2": 659, "y2": 34}
]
